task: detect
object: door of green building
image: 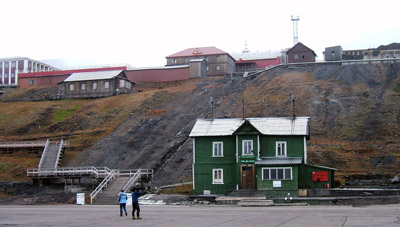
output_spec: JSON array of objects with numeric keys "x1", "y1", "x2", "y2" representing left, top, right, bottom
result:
[{"x1": 241, "y1": 165, "x2": 255, "y2": 189}]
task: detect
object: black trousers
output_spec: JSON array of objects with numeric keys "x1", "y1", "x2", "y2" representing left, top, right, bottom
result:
[{"x1": 132, "y1": 202, "x2": 140, "y2": 217}]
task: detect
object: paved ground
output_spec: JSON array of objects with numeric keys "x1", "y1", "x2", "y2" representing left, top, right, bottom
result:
[{"x1": 0, "y1": 204, "x2": 399, "y2": 227}]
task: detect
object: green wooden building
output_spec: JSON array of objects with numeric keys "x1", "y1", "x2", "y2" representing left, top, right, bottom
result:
[{"x1": 189, "y1": 117, "x2": 336, "y2": 197}]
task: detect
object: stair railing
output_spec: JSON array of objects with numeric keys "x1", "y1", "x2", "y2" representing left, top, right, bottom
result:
[
  {"x1": 54, "y1": 139, "x2": 64, "y2": 169},
  {"x1": 122, "y1": 169, "x2": 141, "y2": 192},
  {"x1": 90, "y1": 169, "x2": 117, "y2": 204},
  {"x1": 38, "y1": 139, "x2": 50, "y2": 169}
]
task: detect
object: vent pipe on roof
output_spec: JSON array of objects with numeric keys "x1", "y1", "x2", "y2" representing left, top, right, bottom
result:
[{"x1": 291, "y1": 94, "x2": 296, "y2": 119}]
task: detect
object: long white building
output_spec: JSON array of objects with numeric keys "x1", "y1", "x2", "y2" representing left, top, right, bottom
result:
[{"x1": 0, "y1": 57, "x2": 58, "y2": 86}]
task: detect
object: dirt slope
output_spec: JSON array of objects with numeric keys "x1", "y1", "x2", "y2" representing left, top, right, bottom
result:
[{"x1": 1, "y1": 62, "x2": 399, "y2": 187}]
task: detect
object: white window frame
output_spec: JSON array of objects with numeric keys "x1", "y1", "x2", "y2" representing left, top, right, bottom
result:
[
  {"x1": 69, "y1": 84, "x2": 74, "y2": 91},
  {"x1": 294, "y1": 55, "x2": 299, "y2": 59},
  {"x1": 29, "y1": 80, "x2": 34, "y2": 85},
  {"x1": 212, "y1": 169, "x2": 224, "y2": 184},
  {"x1": 212, "y1": 142, "x2": 223, "y2": 157},
  {"x1": 262, "y1": 167, "x2": 292, "y2": 180},
  {"x1": 276, "y1": 141, "x2": 287, "y2": 157},
  {"x1": 92, "y1": 82, "x2": 97, "y2": 90},
  {"x1": 216, "y1": 65, "x2": 221, "y2": 71},
  {"x1": 242, "y1": 140, "x2": 253, "y2": 155},
  {"x1": 216, "y1": 55, "x2": 220, "y2": 62},
  {"x1": 80, "y1": 83, "x2": 86, "y2": 91},
  {"x1": 104, "y1": 81, "x2": 109, "y2": 89}
]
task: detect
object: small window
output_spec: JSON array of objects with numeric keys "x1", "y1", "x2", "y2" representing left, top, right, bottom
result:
[
  {"x1": 302, "y1": 55, "x2": 305, "y2": 59},
  {"x1": 294, "y1": 55, "x2": 299, "y2": 59},
  {"x1": 212, "y1": 169, "x2": 224, "y2": 184},
  {"x1": 119, "y1": 80, "x2": 125, "y2": 88},
  {"x1": 216, "y1": 65, "x2": 221, "y2": 71},
  {"x1": 92, "y1": 82, "x2": 97, "y2": 90},
  {"x1": 11, "y1": 73, "x2": 15, "y2": 78},
  {"x1": 205, "y1": 56, "x2": 208, "y2": 62},
  {"x1": 173, "y1": 58, "x2": 177, "y2": 64},
  {"x1": 29, "y1": 80, "x2": 34, "y2": 85},
  {"x1": 185, "y1": 58, "x2": 188, "y2": 63},
  {"x1": 276, "y1": 141, "x2": 287, "y2": 157},
  {"x1": 11, "y1": 62, "x2": 16, "y2": 67},
  {"x1": 69, "y1": 84, "x2": 74, "y2": 91},
  {"x1": 262, "y1": 167, "x2": 292, "y2": 180},
  {"x1": 104, "y1": 81, "x2": 109, "y2": 89},
  {"x1": 216, "y1": 55, "x2": 220, "y2": 62},
  {"x1": 242, "y1": 140, "x2": 253, "y2": 155},
  {"x1": 5, "y1": 62, "x2": 9, "y2": 68},
  {"x1": 80, "y1": 83, "x2": 86, "y2": 91},
  {"x1": 4, "y1": 73, "x2": 8, "y2": 78},
  {"x1": 212, "y1": 142, "x2": 223, "y2": 157}
]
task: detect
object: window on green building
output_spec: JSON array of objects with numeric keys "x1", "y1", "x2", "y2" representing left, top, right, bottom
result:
[
  {"x1": 242, "y1": 140, "x2": 253, "y2": 155},
  {"x1": 212, "y1": 169, "x2": 224, "y2": 184},
  {"x1": 212, "y1": 142, "x2": 223, "y2": 157},
  {"x1": 262, "y1": 167, "x2": 292, "y2": 180},
  {"x1": 276, "y1": 141, "x2": 287, "y2": 157}
]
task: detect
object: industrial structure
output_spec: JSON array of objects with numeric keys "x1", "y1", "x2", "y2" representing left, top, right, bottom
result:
[{"x1": 0, "y1": 57, "x2": 58, "y2": 87}]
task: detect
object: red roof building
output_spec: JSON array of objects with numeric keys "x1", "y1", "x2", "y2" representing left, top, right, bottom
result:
[{"x1": 166, "y1": 47, "x2": 235, "y2": 76}]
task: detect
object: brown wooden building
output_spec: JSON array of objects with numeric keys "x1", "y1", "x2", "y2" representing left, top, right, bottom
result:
[
  {"x1": 58, "y1": 70, "x2": 134, "y2": 98},
  {"x1": 166, "y1": 47, "x2": 235, "y2": 76},
  {"x1": 286, "y1": 43, "x2": 317, "y2": 63}
]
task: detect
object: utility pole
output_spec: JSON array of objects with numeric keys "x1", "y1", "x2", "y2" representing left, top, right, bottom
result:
[{"x1": 291, "y1": 15, "x2": 300, "y2": 45}]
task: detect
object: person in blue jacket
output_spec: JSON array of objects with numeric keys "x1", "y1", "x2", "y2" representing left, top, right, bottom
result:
[
  {"x1": 118, "y1": 189, "x2": 128, "y2": 216},
  {"x1": 131, "y1": 187, "x2": 142, "y2": 219}
]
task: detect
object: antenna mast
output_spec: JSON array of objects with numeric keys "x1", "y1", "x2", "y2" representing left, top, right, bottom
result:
[
  {"x1": 291, "y1": 94, "x2": 296, "y2": 119},
  {"x1": 291, "y1": 15, "x2": 300, "y2": 45}
]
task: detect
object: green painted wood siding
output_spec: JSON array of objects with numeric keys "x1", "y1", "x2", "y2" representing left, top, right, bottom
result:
[
  {"x1": 193, "y1": 136, "x2": 237, "y2": 194},
  {"x1": 259, "y1": 136, "x2": 305, "y2": 157}
]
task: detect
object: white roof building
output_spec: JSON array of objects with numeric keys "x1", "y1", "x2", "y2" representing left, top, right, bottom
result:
[
  {"x1": 63, "y1": 70, "x2": 124, "y2": 82},
  {"x1": 189, "y1": 117, "x2": 310, "y2": 137}
]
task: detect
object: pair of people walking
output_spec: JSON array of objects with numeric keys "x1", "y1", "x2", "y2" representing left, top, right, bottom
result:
[{"x1": 118, "y1": 188, "x2": 142, "y2": 220}]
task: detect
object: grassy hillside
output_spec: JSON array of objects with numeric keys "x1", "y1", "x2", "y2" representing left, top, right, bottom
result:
[{"x1": 0, "y1": 62, "x2": 399, "y2": 186}]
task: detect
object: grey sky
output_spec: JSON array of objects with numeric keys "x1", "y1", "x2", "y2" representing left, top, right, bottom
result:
[{"x1": 1, "y1": 0, "x2": 399, "y2": 68}]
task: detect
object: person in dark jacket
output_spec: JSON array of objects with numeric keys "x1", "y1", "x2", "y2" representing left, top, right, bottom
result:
[
  {"x1": 118, "y1": 189, "x2": 128, "y2": 216},
  {"x1": 131, "y1": 188, "x2": 142, "y2": 219}
]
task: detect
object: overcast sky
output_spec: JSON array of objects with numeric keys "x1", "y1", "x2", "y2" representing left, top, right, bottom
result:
[{"x1": 1, "y1": 0, "x2": 399, "y2": 68}]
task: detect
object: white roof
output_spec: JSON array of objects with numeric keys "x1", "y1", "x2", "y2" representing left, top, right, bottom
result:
[
  {"x1": 189, "y1": 118, "x2": 245, "y2": 137},
  {"x1": 189, "y1": 117, "x2": 309, "y2": 137},
  {"x1": 64, "y1": 70, "x2": 123, "y2": 82},
  {"x1": 231, "y1": 50, "x2": 282, "y2": 61}
]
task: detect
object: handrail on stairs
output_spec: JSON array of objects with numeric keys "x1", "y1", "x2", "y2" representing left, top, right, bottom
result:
[
  {"x1": 38, "y1": 139, "x2": 50, "y2": 169},
  {"x1": 90, "y1": 169, "x2": 117, "y2": 204},
  {"x1": 122, "y1": 169, "x2": 141, "y2": 193},
  {"x1": 54, "y1": 139, "x2": 64, "y2": 169}
]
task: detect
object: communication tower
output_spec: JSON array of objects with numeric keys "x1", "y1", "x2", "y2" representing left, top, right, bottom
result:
[{"x1": 291, "y1": 15, "x2": 300, "y2": 45}]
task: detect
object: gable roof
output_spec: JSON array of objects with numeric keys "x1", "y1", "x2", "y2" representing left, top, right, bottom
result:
[
  {"x1": 63, "y1": 70, "x2": 125, "y2": 82},
  {"x1": 166, "y1": 46, "x2": 229, "y2": 58},
  {"x1": 286, "y1": 42, "x2": 317, "y2": 56},
  {"x1": 189, "y1": 117, "x2": 310, "y2": 137}
]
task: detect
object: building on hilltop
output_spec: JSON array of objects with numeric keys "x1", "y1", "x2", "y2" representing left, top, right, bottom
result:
[
  {"x1": 18, "y1": 66, "x2": 127, "y2": 89},
  {"x1": 323, "y1": 46, "x2": 343, "y2": 61},
  {"x1": 189, "y1": 117, "x2": 336, "y2": 197},
  {"x1": 0, "y1": 57, "x2": 58, "y2": 87},
  {"x1": 231, "y1": 50, "x2": 285, "y2": 72},
  {"x1": 286, "y1": 43, "x2": 317, "y2": 63},
  {"x1": 166, "y1": 47, "x2": 235, "y2": 76},
  {"x1": 363, "y1": 43, "x2": 400, "y2": 60},
  {"x1": 58, "y1": 70, "x2": 134, "y2": 98}
]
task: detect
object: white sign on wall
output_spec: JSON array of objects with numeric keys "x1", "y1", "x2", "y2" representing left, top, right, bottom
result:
[{"x1": 273, "y1": 181, "x2": 282, "y2": 188}]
